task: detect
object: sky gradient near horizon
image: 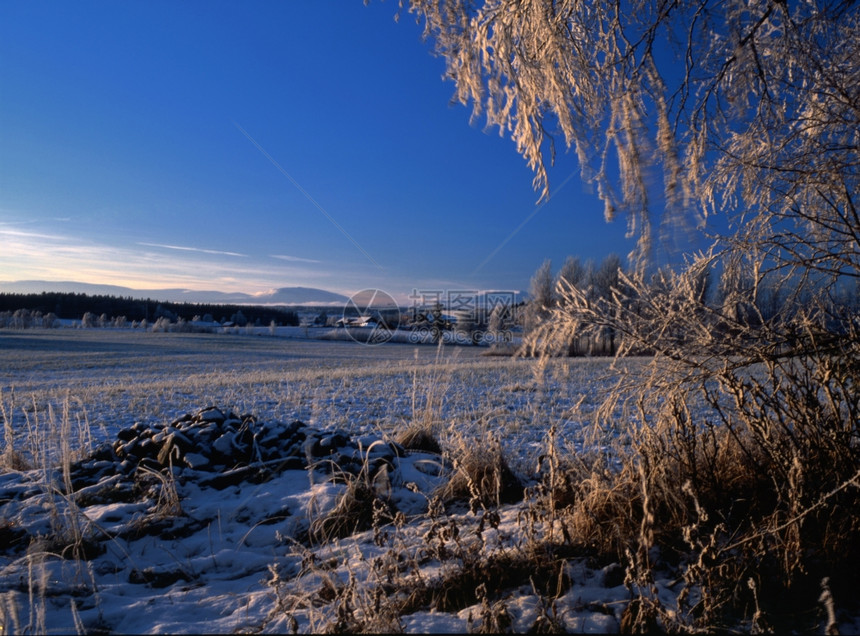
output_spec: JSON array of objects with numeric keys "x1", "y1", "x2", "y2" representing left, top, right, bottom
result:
[{"x1": 2, "y1": 1, "x2": 649, "y2": 302}]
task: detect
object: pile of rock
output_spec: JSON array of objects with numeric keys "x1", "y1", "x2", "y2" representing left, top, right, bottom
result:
[{"x1": 70, "y1": 406, "x2": 406, "y2": 492}]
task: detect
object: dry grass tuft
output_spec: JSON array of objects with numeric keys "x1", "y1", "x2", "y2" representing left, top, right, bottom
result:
[
  {"x1": 0, "y1": 389, "x2": 30, "y2": 472},
  {"x1": 308, "y1": 441, "x2": 397, "y2": 545},
  {"x1": 308, "y1": 474, "x2": 395, "y2": 545},
  {"x1": 135, "y1": 462, "x2": 184, "y2": 519},
  {"x1": 393, "y1": 425, "x2": 442, "y2": 455},
  {"x1": 436, "y1": 433, "x2": 523, "y2": 511}
]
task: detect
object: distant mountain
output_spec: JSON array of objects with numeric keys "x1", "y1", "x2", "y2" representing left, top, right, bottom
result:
[
  {"x1": 251, "y1": 287, "x2": 350, "y2": 305},
  {"x1": 0, "y1": 281, "x2": 350, "y2": 306},
  {"x1": 0, "y1": 280, "x2": 144, "y2": 297}
]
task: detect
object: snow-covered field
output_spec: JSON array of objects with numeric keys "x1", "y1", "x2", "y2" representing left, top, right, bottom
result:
[
  {"x1": 1, "y1": 330, "x2": 852, "y2": 633},
  {"x1": 0, "y1": 329, "x2": 620, "y2": 464}
]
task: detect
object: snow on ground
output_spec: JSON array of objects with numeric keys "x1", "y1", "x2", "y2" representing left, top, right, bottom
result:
[
  {"x1": 4, "y1": 329, "x2": 851, "y2": 633},
  {"x1": 0, "y1": 330, "x2": 650, "y2": 633},
  {"x1": 0, "y1": 330, "x2": 623, "y2": 471},
  {"x1": 0, "y1": 402, "x2": 645, "y2": 634}
]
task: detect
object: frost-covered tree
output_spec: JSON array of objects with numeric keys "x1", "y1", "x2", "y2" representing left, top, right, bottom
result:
[
  {"x1": 590, "y1": 254, "x2": 623, "y2": 354},
  {"x1": 554, "y1": 257, "x2": 592, "y2": 355},
  {"x1": 405, "y1": 0, "x2": 860, "y2": 621},
  {"x1": 591, "y1": 254, "x2": 622, "y2": 303},
  {"x1": 530, "y1": 259, "x2": 554, "y2": 307},
  {"x1": 524, "y1": 259, "x2": 554, "y2": 334},
  {"x1": 11, "y1": 309, "x2": 32, "y2": 329},
  {"x1": 408, "y1": 0, "x2": 859, "y2": 278},
  {"x1": 487, "y1": 303, "x2": 507, "y2": 343},
  {"x1": 152, "y1": 316, "x2": 172, "y2": 333},
  {"x1": 555, "y1": 256, "x2": 587, "y2": 292}
]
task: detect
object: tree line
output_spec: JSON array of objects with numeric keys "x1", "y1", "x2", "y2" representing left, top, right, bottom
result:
[
  {"x1": 0, "y1": 292, "x2": 299, "y2": 328},
  {"x1": 525, "y1": 254, "x2": 860, "y2": 357},
  {"x1": 524, "y1": 255, "x2": 624, "y2": 356}
]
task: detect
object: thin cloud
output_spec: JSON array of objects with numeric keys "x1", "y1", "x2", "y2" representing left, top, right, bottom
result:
[
  {"x1": 271, "y1": 254, "x2": 322, "y2": 264},
  {"x1": 0, "y1": 227, "x2": 72, "y2": 242},
  {"x1": 0, "y1": 221, "x2": 368, "y2": 295},
  {"x1": 138, "y1": 242, "x2": 248, "y2": 258}
]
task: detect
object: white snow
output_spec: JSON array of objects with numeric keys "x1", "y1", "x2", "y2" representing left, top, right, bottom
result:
[{"x1": 0, "y1": 329, "x2": 852, "y2": 633}]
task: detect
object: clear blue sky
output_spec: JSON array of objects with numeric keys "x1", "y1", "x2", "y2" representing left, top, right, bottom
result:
[{"x1": 1, "y1": 1, "x2": 642, "y2": 301}]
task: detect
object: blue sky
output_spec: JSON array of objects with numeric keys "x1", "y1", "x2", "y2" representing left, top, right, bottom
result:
[{"x1": 1, "y1": 1, "x2": 643, "y2": 301}]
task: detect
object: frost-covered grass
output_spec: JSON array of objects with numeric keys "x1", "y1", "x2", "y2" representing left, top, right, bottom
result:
[
  {"x1": 1, "y1": 329, "x2": 856, "y2": 634},
  {"x1": 0, "y1": 330, "x2": 634, "y2": 633},
  {"x1": 0, "y1": 329, "x2": 620, "y2": 469}
]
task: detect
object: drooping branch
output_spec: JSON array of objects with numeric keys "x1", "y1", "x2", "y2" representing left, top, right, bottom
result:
[{"x1": 408, "y1": 0, "x2": 859, "y2": 277}]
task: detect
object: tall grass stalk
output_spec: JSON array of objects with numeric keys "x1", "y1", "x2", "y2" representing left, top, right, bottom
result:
[
  {"x1": 26, "y1": 553, "x2": 47, "y2": 635},
  {"x1": 1, "y1": 590, "x2": 22, "y2": 634},
  {"x1": 409, "y1": 343, "x2": 453, "y2": 436},
  {"x1": 1, "y1": 388, "x2": 28, "y2": 471}
]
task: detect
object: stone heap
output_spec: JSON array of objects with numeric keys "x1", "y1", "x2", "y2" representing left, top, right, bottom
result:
[{"x1": 71, "y1": 406, "x2": 405, "y2": 492}]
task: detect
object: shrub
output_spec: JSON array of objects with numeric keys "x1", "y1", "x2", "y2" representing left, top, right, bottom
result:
[{"x1": 531, "y1": 259, "x2": 860, "y2": 629}]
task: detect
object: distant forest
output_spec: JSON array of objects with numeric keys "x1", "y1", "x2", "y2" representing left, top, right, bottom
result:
[{"x1": 0, "y1": 292, "x2": 300, "y2": 326}]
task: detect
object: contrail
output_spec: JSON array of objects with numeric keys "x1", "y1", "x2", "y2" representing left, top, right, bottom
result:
[
  {"x1": 234, "y1": 122, "x2": 384, "y2": 271},
  {"x1": 471, "y1": 169, "x2": 579, "y2": 276}
]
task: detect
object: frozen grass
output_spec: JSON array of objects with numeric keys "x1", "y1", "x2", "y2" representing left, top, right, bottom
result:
[
  {"x1": 0, "y1": 330, "x2": 630, "y2": 633},
  {"x1": 2, "y1": 329, "x2": 855, "y2": 633},
  {"x1": 0, "y1": 330, "x2": 618, "y2": 470}
]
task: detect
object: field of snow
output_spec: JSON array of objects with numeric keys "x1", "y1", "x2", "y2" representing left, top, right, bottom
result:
[
  {"x1": 0, "y1": 330, "x2": 646, "y2": 633},
  {"x1": 0, "y1": 329, "x2": 623, "y2": 466},
  {"x1": 3, "y1": 329, "x2": 850, "y2": 634}
]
